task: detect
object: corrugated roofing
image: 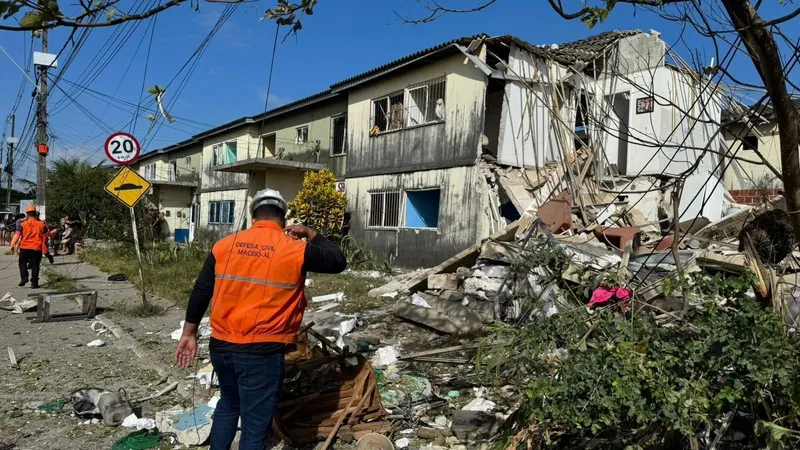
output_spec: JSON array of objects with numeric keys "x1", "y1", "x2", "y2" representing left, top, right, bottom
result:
[{"x1": 543, "y1": 30, "x2": 642, "y2": 65}]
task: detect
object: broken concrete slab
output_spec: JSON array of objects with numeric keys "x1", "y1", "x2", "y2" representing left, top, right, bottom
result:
[
  {"x1": 479, "y1": 240, "x2": 524, "y2": 264},
  {"x1": 537, "y1": 190, "x2": 573, "y2": 233},
  {"x1": 427, "y1": 273, "x2": 460, "y2": 291},
  {"x1": 156, "y1": 404, "x2": 213, "y2": 446},
  {"x1": 369, "y1": 221, "x2": 520, "y2": 298},
  {"x1": 394, "y1": 302, "x2": 465, "y2": 334},
  {"x1": 463, "y1": 277, "x2": 505, "y2": 300},
  {"x1": 471, "y1": 265, "x2": 510, "y2": 279},
  {"x1": 439, "y1": 290, "x2": 464, "y2": 302}
]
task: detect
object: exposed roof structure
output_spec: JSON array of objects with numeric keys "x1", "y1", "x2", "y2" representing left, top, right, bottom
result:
[
  {"x1": 722, "y1": 98, "x2": 800, "y2": 123},
  {"x1": 543, "y1": 30, "x2": 642, "y2": 65},
  {"x1": 145, "y1": 30, "x2": 645, "y2": 159}
]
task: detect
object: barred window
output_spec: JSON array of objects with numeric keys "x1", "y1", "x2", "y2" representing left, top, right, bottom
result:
[
  {"x1": 368, "y1": 190, "x2": 401, "y2": 228},
  {"x1": 369, "y1": 77, "x2": 446, "y2": 136},
  {"x1": 209, "y1": 200, "x2": 235, "y2": 224}
]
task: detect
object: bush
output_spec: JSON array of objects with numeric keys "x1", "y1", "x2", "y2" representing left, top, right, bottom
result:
[
  {"x1": 480, "y1": 258, "x2": 800, "y2": 449},
  {"x1": 287, "y1": 169, "x2": 346, "y2": 236}
]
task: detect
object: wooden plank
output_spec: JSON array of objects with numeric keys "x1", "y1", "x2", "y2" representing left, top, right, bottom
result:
[
  {"x1": 319, "y1": 371, "x2": 369, "y2": 450},
  {"x1": 368, "y1": 221, "x2": 520, "y2": 297},
  {"x1": 348, "y1": 381, "x2": 376, "y2": 425},
  {"x1": 399, "y1": 343, "x2": 479, "y2": 360}
]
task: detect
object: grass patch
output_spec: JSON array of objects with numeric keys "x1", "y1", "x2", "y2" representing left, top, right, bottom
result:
[
  {"x1": 306, "y1": 272, "x2": 390, "y2": 314},
  {"x1": 42, "y1": 269, "x2": 77, "y2": 292},
  {"x1": 117, "y1": 300, "x2": 164, "y2": 317},
  {"x1": 82, "y1": 242, "x2": 208, "y2": 308}
]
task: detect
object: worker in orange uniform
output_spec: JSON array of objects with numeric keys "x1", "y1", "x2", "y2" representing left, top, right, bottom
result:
[
  {"x1": 174, "y1": 189, "x2": 347, "y2": 450},
  {"x1": 11, "y1": 205, "x2": 48, "y2": 288}
]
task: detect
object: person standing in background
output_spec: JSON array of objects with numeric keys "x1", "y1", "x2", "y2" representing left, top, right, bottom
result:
[{"x1": 11, "y1": 206, "x2": 48, "y2": 288}]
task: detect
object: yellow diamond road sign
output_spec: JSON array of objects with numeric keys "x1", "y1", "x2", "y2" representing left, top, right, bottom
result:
[{"x1": 104, "y1": 166, "x2": 152, "y2": 208}]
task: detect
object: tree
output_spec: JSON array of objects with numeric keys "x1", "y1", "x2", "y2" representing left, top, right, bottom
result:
[
  {"x1": 46, "y1": 158, "x2": 146, "y2": 240},
  {"x1": 0, "y1": 0, "x2": 314, "y2": 31},
  {"x1": 287, "y1": 169, "x2": 346, "y2": 236}
]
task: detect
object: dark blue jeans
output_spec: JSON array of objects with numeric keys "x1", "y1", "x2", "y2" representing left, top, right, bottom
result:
[{"x1": 209, "y1": 352, "x2": 285, "y2": 450}]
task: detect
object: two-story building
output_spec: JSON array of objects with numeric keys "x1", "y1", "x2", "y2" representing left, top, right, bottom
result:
[
  {"x1": 721, "y1": 99, "x2": 800, "y2": 204},
  {"x1": 134, "y1": 138, "x2": 202, "y2": 242}
]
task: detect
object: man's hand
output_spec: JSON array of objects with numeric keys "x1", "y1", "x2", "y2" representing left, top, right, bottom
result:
[
  {"x1": 175, "y1": 322, "x2": 199, "y2": 369},
  {"x1": 175, "y1": 335, "x2": 197, "y2": 368},
  {"x1": 285, "y1": 224, "x2": 318, "y2": 241}
]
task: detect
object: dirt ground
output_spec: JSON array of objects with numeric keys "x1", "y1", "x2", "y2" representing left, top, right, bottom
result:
[{"x1": 0, "y1": 249, "x2": 470, "y2": 450}]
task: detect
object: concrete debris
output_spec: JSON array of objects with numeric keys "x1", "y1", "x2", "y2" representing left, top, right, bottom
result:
[
  {"x1": 156, "y1": 404, "x2": 214, "y2": 446},
  {"x1": 86, "y1": 339, "x2": 105, "y2": 348},
  {"x1": 427, "y1": 273, "x2": 460, "y2": 290},
  {"x1": 312, "y1": 292, "x2": 345, "y2": 303},
  {"x1": 371, "y1": 346, "x2": 399, "y2": 368}
]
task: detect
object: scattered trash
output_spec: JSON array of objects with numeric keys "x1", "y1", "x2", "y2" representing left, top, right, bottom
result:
[
  {"x1": 317, "y1": 302, "x2": 339, "y2": 312},
  {"x1": 356, "y1": 433, "x2": 394, "y2": 450},
  {"x1": 207, "y1": 393, "x2": 220, "y2": 409},
  {"x1": 170, "y1": 317, "x2": 211, "y2": 341},
  {"x1": 37, "y1": 399, "x2": 68, "y2": 413},
  {"x1": 305, "y1": 278, "x2": 314, "y2": 287},
  {"x1": 86, "y1": 339, "x2": 106, "y2": 348},
  {"x1": 7, "y1": 346, "x2": 18, "y2": 369},
  {"x1": 588, "y1": 285, "x2": 631, "y2": 308},
  {"x1": 0, "y1": 292, "x2": 37, "y2": 314},
  {"x1": 107, "y1": 273, "x2": 127, "y2": 282},
  {"x1": 156, "y1": 404, "x2": 214, "y2": 446},
  {"x1": 195, "y1": 363, "x2": 218, "y2": 388},
  {"x1": 448, "y1": 390, "x2": 460, "y2": 398},
  {"x1": 462, "y1": 397, "x2": 495, "y2": 413},
  {"x1": 396, "y1": 437, "x2": 410, "y2": 448},
  {"x1": 90, "y1": 321, "x2": 108, "y2": 335},
  {"x1": 111, "y1": 429, "x2": 160, "y2": 450},
  {"x1": 371, "y1": 346, "x2": 398, "y2": 368},
  {"x1": 312, "y1": 291, "x2": 345, "y2": 303},
  {"x1": 98, "y1": 390, "x2": 134, "y2": 426},
  {"x1": 121, "y1": 413, "x2": 156, "y2": 430}
]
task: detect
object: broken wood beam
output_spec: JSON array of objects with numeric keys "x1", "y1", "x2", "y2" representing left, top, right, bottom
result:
[{"x1": 398, "y1": 343, "x2": 480, "y2": 360}]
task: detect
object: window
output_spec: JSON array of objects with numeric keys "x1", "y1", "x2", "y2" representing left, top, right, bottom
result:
[
  {"x1": 185, "y1": 156, "x2": 192, "y2": 167},
  {"x1": 168, "y1": 161, "x2": 177, "y2": 181},
  {"x1": 406, "y1": 78, "x2": 446, "y2": 126},
  {"x1": 295, "y1": 126, "x2": 309, "y2": 145},
  {"x1": 370, "y1": 91, "x2": 404, "y2": 134},
  {"x1": 368, "y1": 191, "x2": 401, "y2": 228},
  {"x1": 405, "y1": 189, "x2": 440, "y2": 228},
  {"x1": 370, "y1": 78, "x2": 446, "y2": 135},
  {"x1": 331, "y1": 115, "x2": 347, "y2": 156},
  {"x1": 212, "y1": 144, "x2": 223, "y2": 166},
  {"x1": 208, "y1": 201, "x2": 235, "y2": 224},
  {"x1": 144, "y1": 163, "x2": 156, "y2": 180},
  {"x1": 742, "y1": 135, "x2": 759, "y2": 151},
  {"x1": 212, "y1": 142, "x2": 237, "y2": 166}
]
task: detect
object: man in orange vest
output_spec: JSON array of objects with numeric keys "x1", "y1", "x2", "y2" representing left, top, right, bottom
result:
[
  {"x1": 174, "y1": 189, "x2": 346, "y2": 450},
  {"x1": 11, "y1": 205, "x2": 48, "y2": 288}
]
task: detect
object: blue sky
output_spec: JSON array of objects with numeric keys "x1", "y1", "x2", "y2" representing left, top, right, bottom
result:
[{"x1": 0, "y1": 0, "x2": 796, "y2": 185}]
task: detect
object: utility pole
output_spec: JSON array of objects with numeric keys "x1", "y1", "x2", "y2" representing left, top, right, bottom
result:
[
  {"x1": 36, "y1": 29, "x2": 48, "y2": 211},
  {"x1": 6, "y1": 114, "x2": 15, "y2": 211}
]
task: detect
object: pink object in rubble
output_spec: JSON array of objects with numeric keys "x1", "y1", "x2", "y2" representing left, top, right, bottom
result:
[{"x1": 589, "y1": 285, "x2": 631, "y2": 308}]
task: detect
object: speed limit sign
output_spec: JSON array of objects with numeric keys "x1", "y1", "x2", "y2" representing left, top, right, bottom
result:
[{"x1": 104, "y1": 132, "x2": 141, "y2": 165}]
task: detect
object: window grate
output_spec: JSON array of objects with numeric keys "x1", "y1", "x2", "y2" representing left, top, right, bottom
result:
[
  {"x1": 368, "y1": 190, "x2": 401, "y2": 228},
  {"x1": 331, "y1": 115, "x2": 347, "y2": 156},
  {"x1": 209, "y1": 200, "x2": 235, "y2": 224},
  {"x1": 369, "y1": 77, "x2": 446, "y2": 136}
]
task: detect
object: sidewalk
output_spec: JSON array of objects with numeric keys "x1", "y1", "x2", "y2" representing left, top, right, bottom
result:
[{"x1": 0, "y1": 251, "x2": 198, "y2": 450}]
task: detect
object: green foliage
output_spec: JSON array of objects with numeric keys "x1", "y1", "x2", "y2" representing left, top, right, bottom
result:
[
  {"x1": 264, "y1": 0, "x2": 317, "y2": 36},
  {"x1": 287, "y1": 169, "x2": 346, "y2": 236},
  {"x1": 482, "y1": 272, "x2": 800, "y2": 449},
  {"x1": 339, "y1": 234, "x2": 392, "y2": 273},
  {"x1": 46, "y1": 158, "x2": 148, "y2": 241}
]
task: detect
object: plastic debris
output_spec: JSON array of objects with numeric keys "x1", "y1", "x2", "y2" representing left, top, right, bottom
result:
[
  {"x1": 121, "y1": 413, "x2": 156, "y2": 430},
  {"x1": 396, "y1": 437, "x2": 410, "y2": 448},
  {"x1": 156, "y1": 404, "x2": 214, "y2": 446},
  {"x1": 462, "y1": 397, "x2": 496, "y2": 412},
  {"x1": 371, "y1": 346, "x2": 398, "y2": 368},
  {"x1": 87, "y1": 339, "x2": 106, "y2": 348},
  {"x1": 0, "y1": 292, "x2": 37, "y2": 314},
  {"x1": 588, "y1": 285, "x2": 631, "y2": 308},
  {"x1": 170, "y1": 317, "x2": 211, "y2": 341},
  {"x1": 305, "y1": 278, "x2": 314, "y2": 287},
  {"x1": 111, "y1": 429, "x2": 160, "y2": 450},
  {"x1": 8, "y1": 346, "x2": 18, "y2": 369}
]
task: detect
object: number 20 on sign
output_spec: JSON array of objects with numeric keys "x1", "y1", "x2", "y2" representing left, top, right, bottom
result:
[{"x1": 104, "y1": 132, "x2": 141, "y2": 165}]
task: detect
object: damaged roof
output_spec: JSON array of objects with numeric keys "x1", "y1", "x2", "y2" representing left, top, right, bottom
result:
[
  {"x1": 722, "y1": 98, "x2": 800, "y2": 123},
  {"x1": 330, "y1": 35, "x2": 486, "y2": 91},
  {"x1": 543, "y1": 30, "x2": 643, "y2": 65}
]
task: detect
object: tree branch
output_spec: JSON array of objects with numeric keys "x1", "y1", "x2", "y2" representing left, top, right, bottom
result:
[{"x1": 0, "y1": 0, "x2": 189, "y2": 31}]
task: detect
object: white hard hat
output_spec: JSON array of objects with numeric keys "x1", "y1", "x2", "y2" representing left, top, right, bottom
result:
[{"x1": 250, "y1": 188, "x2": 287, "y2": 214}]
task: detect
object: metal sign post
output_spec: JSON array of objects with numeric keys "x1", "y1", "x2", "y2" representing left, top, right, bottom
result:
[
  {"x1": 104, "y1": 164, "x2": 152, "y2": 309},
  {"x1": 129, "y1": 207, "x2": 149, "y2": 308}
]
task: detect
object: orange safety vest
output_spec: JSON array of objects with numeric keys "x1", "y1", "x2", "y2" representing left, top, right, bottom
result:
[
  {"x1": 210, "y1": 220, "x2": 307, "y2": 345},
  {"x1": 13, "y1": 218, "x2": 47, "y2": 251}
]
